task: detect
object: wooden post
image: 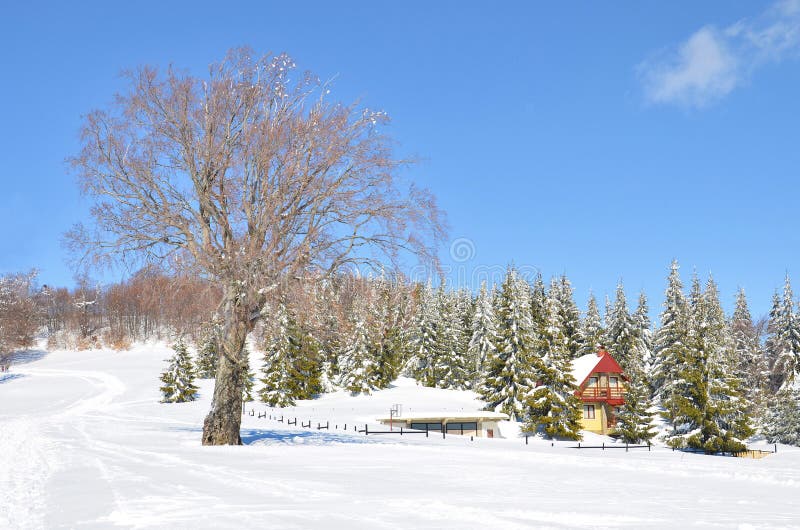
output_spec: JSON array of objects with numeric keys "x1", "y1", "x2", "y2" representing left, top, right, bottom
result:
[
  {"x1": 525, "y1": 435, "x2": 528, "y2": 445},
  {"x1": 400, "y1": 427, "x2": 403, "y2": 435},
  {"x1": 775, "y1": 443, "x2": 778, "y2": 453},
  {"x1": 365, "y1": 424, "x2": 368, "y2": 435},
  {"x1": 602, "y1": 442, "x2": 605, "y2": 451},
  {"x1": 578, "y1": 442, "x2": 581, "y2": 449},
  {"x1": 470, "y1": 436, "x2": 473, "y2": 442},
  {"x1": 626, "y1": 443, "x2": 628, "y2": 452},
  {"x1": 426, "y1": 424, "x2": 429, "y2": 438}
]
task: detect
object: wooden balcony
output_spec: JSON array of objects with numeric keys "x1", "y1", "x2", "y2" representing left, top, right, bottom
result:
[{"x1": 578, "y1": 386, "x2": 625, "y2": 403}]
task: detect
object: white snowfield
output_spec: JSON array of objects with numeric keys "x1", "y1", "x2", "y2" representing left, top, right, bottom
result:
[{"x1": 1, "y1": 345, "x2": 799, "y2": 529}]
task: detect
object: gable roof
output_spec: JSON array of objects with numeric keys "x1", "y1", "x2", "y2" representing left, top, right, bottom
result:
[{"x1": 570, "y1": 350, "x2": 626, "y2": 387}]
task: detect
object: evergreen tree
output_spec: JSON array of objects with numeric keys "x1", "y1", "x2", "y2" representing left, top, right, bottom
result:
[
  {"x1": 159, "y1": 340, "x2": 199, "y2": 403},
  {"x1": 372, "y1": 278, "x2": 408, "y2": 389},
  {"x1": 468, "y1": 282, "x2": 498, "y2": 387},
  {"x1": 768, "y1": 275, "x2": 800, "y2": 391},
  {"x1": 577, "y1": 292, "x2": 604, "y2": 356},
  {"x1": 615, "y1": 369, "x2": 655, "y2": 444},
  {"x1": 431, "y1": 287, "x2": 471, "y2": 389},
  {"x1": 195, "y1": 324, "x2": 219, "y2": 379},
  {"x1": 763, "y1": 387, "x2": 800, "y2": 445},
  {"x1": 651, "y1": 261, "x2": 689, "y2": 403},
  {"x1": 731, "y1": 288, "x2": 768, "y2": 414},
  {"x1": 524, "y1": 278, "x2": 582, "y2": 440},
  {"x1": 555, "y1": 275, "x2": 582, "y2": 358},
  {"x1": 604, "y1": 281, "x2": 639, "y2": 374},
  {"x1": 241, "y1": 346, "x2": 255, "y2": 403},
  {"x1": 530, "y1": 272, "x2": 547, "y2": 333},
  {"x1": 633, "y1": 291, "x2": 653, "y2": 372},
  {"x1": 259, "y1": 304, "x2": 299, "y2": 407},
  {"x1": 478, "y1": 267, "x2": 536, "y2": 421},
  {"x1": 407, "y1": 281, "x2": 439, "y2": 384},
  {"x1": 339, "y1": 302, "x2": 380, "y2": 394},
  {"x1": 666, "y1": 276, "x2": 752, "y2": 452}
]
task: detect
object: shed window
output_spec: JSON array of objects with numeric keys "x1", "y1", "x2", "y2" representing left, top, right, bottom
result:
[
  {"x1": 588, "y1": 377, "x2": 598, "y2": 387},
  {"x1": 583, "y1": 405, "x2": 595, "y2": 419},
  {"x1": 446, "y1": 422, "x2": 478, "y2": 433},
  {"x1": 610, "y1": 377, "x2": 619, "y2": 387},
  {"x1": 410, "y1": 422, "x2": 442, "y2": 432}
]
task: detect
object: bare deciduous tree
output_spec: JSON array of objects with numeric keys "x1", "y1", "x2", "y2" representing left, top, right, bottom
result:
[{"x1": 68, "y1": 48, "x2": 445, "y2": 445}]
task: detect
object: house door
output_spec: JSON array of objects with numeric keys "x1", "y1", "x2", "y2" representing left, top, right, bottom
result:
[{"x1": 486, "y1": 429, "x2": 494, "y2": 438}]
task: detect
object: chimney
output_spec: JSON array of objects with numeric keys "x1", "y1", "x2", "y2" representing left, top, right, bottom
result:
[{"x1": 597, "y1": 345, "x2": 608, "y2": 357}]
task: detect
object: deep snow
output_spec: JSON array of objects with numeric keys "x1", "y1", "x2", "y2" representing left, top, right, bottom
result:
[{"x1": 1, "y1": 344, "x2": 798, "y2": 529}]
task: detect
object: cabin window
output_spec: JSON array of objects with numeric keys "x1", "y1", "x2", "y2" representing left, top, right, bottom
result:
[
  {"x1": 445, "y1": 422, "x2": 478, "y2": 434},
  {"x1": 410, "y1": 423, "x2": 442, "y2": 432},
  {"x1": 588, "y1": 377, "x2": 598, "y2": 387},
  {"x1": 610, "y1": 377, "x2": 619, "y2": 387},
  {"x1": 583, "y1": 405, "x2": 595, "y2": 419}
]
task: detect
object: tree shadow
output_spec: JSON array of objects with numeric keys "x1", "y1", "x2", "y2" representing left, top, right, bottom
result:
[
  {"x1": 3, "y1": 349, "x2": 49, "y2": 366},
  {"x1": 169, "y1": 426, "x2": 399, "y2": 446},
  {"x1": 0, "y1": 373, "x2": 26, "y2": 384},
  {"x1": 240, "y1": 428, "x2": 392, "y2": 446}
]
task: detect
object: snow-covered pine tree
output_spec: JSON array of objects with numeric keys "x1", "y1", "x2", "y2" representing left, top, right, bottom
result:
[
  {"x1": 763, "y1": 277, "x2": 800, "y2": 443},
  {"x1": 524, "y1": 277, "x2": 582, "y2": 440},
  {"x1": 293, "y1": 326, "x2": 323, "y2": 399},
  {"x1": 406, "y1": 281, "x2": 440, "y2": 384},
  {"x1": 339, "y1": 301, "x2": 380, "y2": 394},
  {"x1": 159, "y1": 340, "x2": 199, "y2": 403},
  {"x1": 555, "y1": 275, "x2": 582, "y2": 358},
  {"x1": 769, "y1": 275, "x2": 800, "y2": 392},
  {"x1": 430, "y1": 287, "x2": 471, "y2": 389},
  {"x1": 195, "y1": 323, "x2": 220, "y2": 379},
  {"x1": 651, "y1": 261, "x2": 690, "y2": 404},
  {"x1": 241, "y1": 346, "x2": 255, "y2": 403},
  {"x1": 530, "y1": 272, "x2": 547, "y2": 333},
  {"x1": 372, "y1": 277, "x2": 408, "y2": 389},
  {"x1": 763, "y1": 386, "x2": 800, "y2": 445},
  {"x1": 731, "y1": 288, "x2": 768, "y2": 414},
  {"x1": 259, "y1": 303, "x2": 301, "y2": 407},
  {"x1": 577, "y1": 292, "x2": 604, "y2": 356},
  {"x1": 468, "y1": 282, "x2": 498, "y2": 387},
  {"x1": 633, "y1": 291, "x2": 653, "y2": 372},
  {"x1": 316, "y1": 282, "x2": 343, "y2": 392},
  {"x1": 666, "y1": 276, "x2": 752, "y2": 452},
  {"x1": 614, "y1": 368, "x2": 655, "y2": 444},
  {"x1": 604, "y1": 281, "x2": 639, "y2": 374},
  {"x1": 478, "y1": 267, "x2": 536, "y2": 421}
]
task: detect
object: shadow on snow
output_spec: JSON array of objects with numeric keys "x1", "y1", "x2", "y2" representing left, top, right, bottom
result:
[
  {"x1": 241, "y1": 428, "x2": 397, "y2": 446},
  {"x1": 3, "y1": 349, "x2": 49, "y2": 366},
  {"x1": 0, "y1": 373, "x2": 26, "y2": 384}
]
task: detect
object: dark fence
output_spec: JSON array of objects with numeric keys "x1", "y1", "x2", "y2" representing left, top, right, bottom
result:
[{"x1": 569, "y1": 441, "x2": 651, "y2": 452}]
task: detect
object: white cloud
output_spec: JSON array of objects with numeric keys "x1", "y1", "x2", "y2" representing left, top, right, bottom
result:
[{"x1": 640, "y1": 0, "x2": 800, "y2": 108}]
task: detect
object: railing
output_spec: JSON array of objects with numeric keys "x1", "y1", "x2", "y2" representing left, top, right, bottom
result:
[{"x1": 579, "y1": 386, "x2": 624, "y2": 400}]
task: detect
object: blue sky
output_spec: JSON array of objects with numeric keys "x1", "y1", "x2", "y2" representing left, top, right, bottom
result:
[{"x1": 1, "y1": 1, "x2": 799, "y2": 320}]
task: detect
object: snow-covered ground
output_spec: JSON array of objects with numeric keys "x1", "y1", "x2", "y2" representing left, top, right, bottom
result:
[{"x1": 2, "y1": 344, "x2": 799, "y2": 529}]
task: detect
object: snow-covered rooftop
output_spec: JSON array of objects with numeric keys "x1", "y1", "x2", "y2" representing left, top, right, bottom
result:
[
  {"x1": 570, "y1": 353, "x2": 602, "y2": 386},
  {"x1": 376, "y1": 411, "x2": 510, "y2": 422}
]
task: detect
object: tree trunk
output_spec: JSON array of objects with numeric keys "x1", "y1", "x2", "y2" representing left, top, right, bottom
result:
[{"x1": 201, "y1": 287, "x2": 253, "y2": 445}]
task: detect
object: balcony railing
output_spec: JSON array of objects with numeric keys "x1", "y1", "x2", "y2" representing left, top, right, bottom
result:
[{"x1": 579, "y1": 386, "x2": 625, "y2": 400}]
